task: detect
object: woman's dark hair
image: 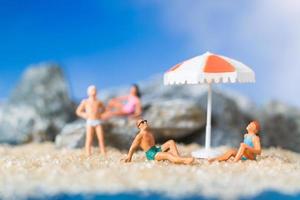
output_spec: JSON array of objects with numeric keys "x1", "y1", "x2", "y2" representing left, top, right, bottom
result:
[{"x1": 132, "y1": 84, "x2": 142, "y2": 98}]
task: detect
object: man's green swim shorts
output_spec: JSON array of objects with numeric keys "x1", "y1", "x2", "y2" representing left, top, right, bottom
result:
[{"x1": 145, "y1": 146, "x2": 162, "y2": 160}]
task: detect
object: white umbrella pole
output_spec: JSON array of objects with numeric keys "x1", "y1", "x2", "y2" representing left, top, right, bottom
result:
[
  {"x1": 205, "y1": 83, "x2": 212, "y2": 150},
  {"x1": 192, "y1": 82, "x2": 219, "y2": 158}
]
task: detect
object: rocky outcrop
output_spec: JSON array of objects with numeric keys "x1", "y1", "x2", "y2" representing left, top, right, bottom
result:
[
  {"x1": 1, "y1": 65, "x2": 300, "y2": 153},
  {"x1": 140, "y1": 77, "x2": 255, "y2": 147},
  {"x1": 55, "y1": 120, "x2": 86, "y2": 149},
  {"x1": 55, "y1": 76, "x2": 255, "y2": 150},
  {"x1": 0, "y1": 64, "x2": 75, "y2": 144},
  {"x1": 56, "y1": 98, "x2": 206, "y2": 149},
  {"x1": 261, "y1": 101, "x2": 300, "y2": 152}
]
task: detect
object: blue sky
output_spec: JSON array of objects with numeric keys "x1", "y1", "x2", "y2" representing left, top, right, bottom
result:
[{"x1": 0, "y1": 0, "x2": 300, "y2": 106}]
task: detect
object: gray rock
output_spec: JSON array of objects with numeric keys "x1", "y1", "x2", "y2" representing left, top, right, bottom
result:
[
  {"x1": 55, "y1": 99, "x2": 206, "y2": 149},
  {"x1": 196, "y1": 89, "x2": 254, "y2": 147},
  {"x1": 56, "y1": 118, "x2": 140, "y2": 150},
  {"x1": 47, "y1": 74, "x2": 300, "y2": 152},
  {"x1": 4, "y1": 66, "x2": 300, "y2": 152},
  {"x1": 143, "y1": 99, "x2": 206, "y2": 141},
  {"x1": 0, "y1": 63, "x2": 75, "y2": 144},
  {"x1": 55, "y1": 76, "x2": 254, "y2": 150},
  {"x1": 55, "y1": 120, "x2": 86, "y2": 149},
  {"x1": 261, "y1": 101, "x2": 300, "y2": 152},
  {"x1": 140, "y1": 76, "x2": 255, "y2": 147}
]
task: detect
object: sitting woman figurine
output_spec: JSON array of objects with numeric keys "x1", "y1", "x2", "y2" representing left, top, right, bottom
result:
[
  {"x1": 104, "y1": 84, "x2": 142, "y2": 119},
  {"x1": 209, "y1": 121, "x2": 262, "y2": 162}
]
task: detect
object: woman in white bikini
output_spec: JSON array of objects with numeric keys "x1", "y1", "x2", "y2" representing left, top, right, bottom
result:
[{"x1": 76, "y1": 85, "x2": 106, "y2": 156}]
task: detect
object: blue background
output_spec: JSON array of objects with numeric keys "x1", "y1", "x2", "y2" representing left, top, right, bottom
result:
[{"x1": 1, "y1": 0, "x2": 299, "y2": 106}]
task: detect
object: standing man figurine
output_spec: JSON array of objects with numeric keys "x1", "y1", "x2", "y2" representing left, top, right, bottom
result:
[{"x1": 76, "y1": 85, "x2": 106, "y2": 156}]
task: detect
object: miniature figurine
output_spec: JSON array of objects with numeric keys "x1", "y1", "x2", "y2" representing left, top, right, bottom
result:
[
  {"x1": 104, "y1": 84, "x2": 142, "y2": 119},
  {"x1": 208, "y1": 121, "x2": 261, "y2": 162},
  {"x1": 123, "y1": 119, "x2": 194, "y2": 165},
  {"x1": 76, "y1": 85, "x2": 106, "y2": 156}
]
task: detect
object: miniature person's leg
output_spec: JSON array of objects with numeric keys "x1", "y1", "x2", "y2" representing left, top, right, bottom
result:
[
  {"x1": 104, "y1": 99, "x2": 127, "y2": 119},
  {"x1": 95, "y1": 125, "x2": 106, "y2": 155},
  {"x1": 110, "y1": 110, "x2": 128, "y2": 117},
  {"x1": 243, "y1": 150, "x2": 256, "y2": 160},
  {"x1": 155, "y1": 152, "x2": 194, "y2": 165},
  {"x1": 234, "y1": 145, "x2": 248, "y2": 162},
  {"x1": 107, "y1": 99, "x2": 123, "y2": 112},
  {"x1": 208, "y1": 149, "x2": 237, "y2": 163},
  {"x1": 161, "y1": 140, "x2": 180, "y2": 156},
  {"x1": 234, "y1": 147, "x2": 256, "y2": 162},
  {"x1": 85, "y1": 126, "x2": 95, "y2": 156}
]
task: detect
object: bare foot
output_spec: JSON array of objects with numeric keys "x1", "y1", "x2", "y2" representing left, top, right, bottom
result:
[
  {"x1": 85, "y1": 147, "x2": 92, "y2": 157},
  {"x1": 233, "y1": 157, "x2": 240, "y2": 162},
  {"x1": 208, "y1": 158, "x2": 216, "y2": 163},
  {"x1": 86, "y1": 153, "x2": 91, "y2": 157}
]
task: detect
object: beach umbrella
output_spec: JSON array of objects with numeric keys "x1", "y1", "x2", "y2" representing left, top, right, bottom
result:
[{"x1": 164, "y1": 52, "x2": 255, "y2": 158}]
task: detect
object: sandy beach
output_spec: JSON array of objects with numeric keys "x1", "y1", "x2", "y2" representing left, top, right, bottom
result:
[{"x1": 0, "y1": 143, "x2": 300, "y2": 200}]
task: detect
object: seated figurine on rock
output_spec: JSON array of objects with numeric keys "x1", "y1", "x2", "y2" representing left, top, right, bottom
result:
[
  {"x1": 123, "y1": 119, "x2": 194, "y2": 165},
  {"x1": 209, "y1": 121, "x2": 261, "y2": 163},
  {"x1": 76, "y1": 85, "x2": 106, "y2": 156},
  {"x1": 103, "y1": 84, "x2": 142, "y2": 119}
]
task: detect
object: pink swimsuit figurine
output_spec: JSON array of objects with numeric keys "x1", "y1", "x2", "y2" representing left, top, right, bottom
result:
[
  {"x1": 122, "y1": 95, "x2": 139, "y2": 115},
  {"x1": 104, "y1": 84, "x2": 142, "y2": 119}
]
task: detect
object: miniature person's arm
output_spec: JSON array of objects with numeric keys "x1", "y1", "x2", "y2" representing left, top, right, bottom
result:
[
  {"x1": 124, "y1": 133, "x2": 143, "y2": 162},
  {"x1": 241, "y1": 136, "x2": 262, "y2": 155},
  {"x1": 114, "y1": 95, "x2": 129, "y2": 101},
  {"x1": 76, "y1": 100, "x2": 88, "y2": 119},
  {"x1": 99, "y1": 101, "x2": 106, "y2": 114}
]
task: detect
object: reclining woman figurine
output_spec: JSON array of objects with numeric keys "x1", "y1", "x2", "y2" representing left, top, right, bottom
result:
[
  {"x1": 104, "y1": 84, "x2": 142, "y2": 119},
  {"x1": 209, "y1": 121, "x2": 261, "y2": 162},
  {"x1": 123, "y1": 119, "x2": 194, "y2": 165}
]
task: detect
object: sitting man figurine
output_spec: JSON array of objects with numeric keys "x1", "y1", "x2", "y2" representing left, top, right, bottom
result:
[
  {"x1": 123, "y1": 119, "x2": 194, "y2": 165},
  {"x1": 209, "y1": 120, "x2": 262, "y2": 162},
  {"x1": 76, "y1": 85, "x2": 106, "y2": 156}
]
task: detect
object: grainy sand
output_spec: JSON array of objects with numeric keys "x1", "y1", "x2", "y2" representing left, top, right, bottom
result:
[{"x1": 0, "y1": 143, "x2": 300, "y2": 200}]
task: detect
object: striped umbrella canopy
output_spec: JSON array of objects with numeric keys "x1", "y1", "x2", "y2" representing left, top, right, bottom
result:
[{"x1": 164, "y1": 52, "x2": 255, "y2": 158}]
